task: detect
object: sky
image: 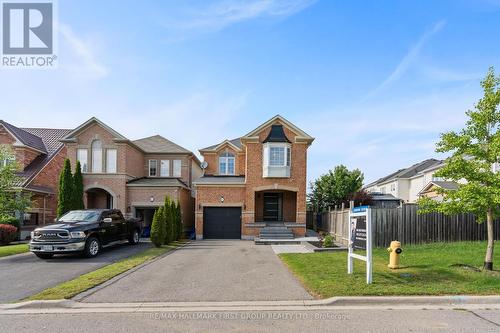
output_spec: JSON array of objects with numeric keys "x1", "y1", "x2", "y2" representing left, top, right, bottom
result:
[{"x1": 1, "y1": 0, "x2": 500, "y2": 185}]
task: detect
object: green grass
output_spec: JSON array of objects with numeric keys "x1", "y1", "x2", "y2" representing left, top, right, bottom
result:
[
  {"x1": 25, "y1": 241, "x2": 188, "y2": 301},
  {"x1": 280, "y1": 242, "x2": 500, "y2": 298},
  {"x1": 0, "y1": 243, "x2": 29, "y2": 258}
]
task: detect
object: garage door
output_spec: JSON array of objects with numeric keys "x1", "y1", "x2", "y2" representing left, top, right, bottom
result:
[{"x1": 203, "y1": 207, "x2": 241, "y2": 239}]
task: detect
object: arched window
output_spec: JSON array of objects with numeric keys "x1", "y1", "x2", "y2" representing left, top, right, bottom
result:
[
  {"x1": 91, "y1": 139, "x2": 103, "y2": 173},
  {"x1": 219, "y1": 151, "x2": 235, "y2": 175}
]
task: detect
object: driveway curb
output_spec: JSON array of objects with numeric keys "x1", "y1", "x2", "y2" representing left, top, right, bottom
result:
[
  {"x1": 72, "y1": 241, "x2": 191, "y2": 302},
  {"x1": 2, "y1": 295, "x2": 500, "y2": 314}
]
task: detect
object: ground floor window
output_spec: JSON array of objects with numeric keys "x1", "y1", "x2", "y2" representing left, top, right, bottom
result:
[{"x1": 23, "y1": 212, "x2": 39, "y2": 226}]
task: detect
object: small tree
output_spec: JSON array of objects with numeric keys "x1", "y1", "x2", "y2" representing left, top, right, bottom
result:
[
  {"x1": 307, "y1": 165, "x2": 364, "y2": 211},
  {"x1": 164, "y1": 197, "x2": 173, "y2": 244},
  {"x1": 176, "y1": 201, "x2": 183, "y2": 240},
  {"x1": 73, "y1": 161, "x2": 84, "y2": 210},
  {"x1": 57, "y1": 159, "x2": 74, "y2": 217},
  {"x1": 0, "y1": 146, "x2": 30, "y2": 220},
  {"x1": 150, "y1": 206, "x2": 165, "y2": 247},
  {"x1": 418, "y1": 67, "x2": 500, "y2": 271}
]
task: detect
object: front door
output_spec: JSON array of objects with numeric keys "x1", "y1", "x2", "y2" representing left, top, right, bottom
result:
[{"x1": 263, "y1": 193, "x2": 283, "y2": 221}]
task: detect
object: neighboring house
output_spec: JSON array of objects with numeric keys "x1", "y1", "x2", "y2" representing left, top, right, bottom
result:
[
  {"x1": 0, "y1": 120, "x2": 71, "y2": 239},
  {"x1": 369, "y1": 193, "x2": 403, "y2": 208},
  {"x1": 364, "y1": 159, "x2": 447, "y2": 203},
  {"x1": 61, "y1": 118, "x2": 202, "y2": 234},
  {"x1": 193, "y1": 115, "x2": 314, "y2": 240},
  {"x1": 418, "y1": 181, "x2": 460, "y2": 201}
]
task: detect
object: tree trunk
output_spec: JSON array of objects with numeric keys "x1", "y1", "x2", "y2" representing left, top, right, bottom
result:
[{"x1": 483, "y1": 208, "x2": 494, "y2": 271}]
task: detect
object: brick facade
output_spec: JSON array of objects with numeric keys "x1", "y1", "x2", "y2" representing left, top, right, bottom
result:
[{"x1": 195, "y1": 116, "x2": 313, "y2": 239}]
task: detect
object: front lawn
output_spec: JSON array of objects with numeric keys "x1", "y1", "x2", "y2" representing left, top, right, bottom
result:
[
  {"x1": 26, "y1": 241, "x2": 187, "y2": 301},
  {"x1": 280, "y1": 242, "x2": 500, "y2": 298},
  {"x1": 0, "y1": 243, "x2": 29, "y2": 258}
]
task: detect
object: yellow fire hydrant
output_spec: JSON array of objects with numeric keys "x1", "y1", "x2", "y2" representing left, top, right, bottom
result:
[{"x1": 387, "y1": 241, "x2": 403, "y2": 269}]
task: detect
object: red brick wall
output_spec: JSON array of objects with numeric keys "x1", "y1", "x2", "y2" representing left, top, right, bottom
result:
[
  {"x1": 0, "y1": 126, "x2": 15, "y2": 145},
  {"x1": 200, "y1": 145, "x2": 245, "y2": 176}
]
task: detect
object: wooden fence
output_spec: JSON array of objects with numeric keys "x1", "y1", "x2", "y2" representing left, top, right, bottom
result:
[{"x1": 311, "y1": 204, "x2": 500, "y2": 248}]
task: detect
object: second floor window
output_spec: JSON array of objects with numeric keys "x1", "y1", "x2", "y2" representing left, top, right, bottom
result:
[
  {"x1": 106, "y1": 149, "x2": 117, "y2": 173},
  {"x1": 160, "y1": 160, "x2": 170, "y2": 176},
  {"x1": 91, "y1": 140, "x2": 102, "y2": 173},
  {"x1": 77, "y1": 149, "x2": 88, "y2": 173},
  {"x1": 267, "y1": 144, "x2": 291, "y2": 167},
  {"x1": 149, "y1": 160, "x2": 157, "y2": 177},
  {"x1": 219, "y1": 152, "x2": 235, "y2": 175},
  {"x1": 173, "y1": 160, "x2": 181, "y2": 177}
]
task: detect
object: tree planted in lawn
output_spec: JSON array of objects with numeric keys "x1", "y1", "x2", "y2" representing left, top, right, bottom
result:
[
  {"x1": 418, "y1": 67, "x2": 500, "y2": 271},
  {"x1": 57, "y1": 159, "x2": 74, "y2": 217},
  {"x1": 73, "y1": 161, "x2": 85, "y2": 210},
  {"x1": 0, "y1": 146, "x2": 30, "y2": 220},
  {"x1": 176, "y1": 201, "x2": 182, "y2": 240},
  {"x1": 307, "y1": 165, "x2": 364, "y2": 211},
  {"x1": 163, "y1": 196, "x2": 173, "y2": 244}
]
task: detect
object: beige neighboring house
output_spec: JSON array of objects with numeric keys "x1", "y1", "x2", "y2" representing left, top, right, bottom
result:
[
  {"x1": 61, "y1": 117, "x2": 202, "y2": 234},
  {"x1": 365, "y1": 159, "x2": 449, "y2": 203}
]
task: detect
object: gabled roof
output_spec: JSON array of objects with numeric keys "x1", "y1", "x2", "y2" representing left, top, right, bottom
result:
[
  {"x1": 365, "y1": 159, "x2": 443, "y2": 188},
  {"x1": 418, "y1": 181, "x2": 459, "y2": 195},
  {"x1": 0, "y1": 120, "x2": 47, "y2": 153},
  {"x1": 61, "y1": 117, "x2": 128, "y2": 142},
  {"x1": 199, "y1": 138, "x2": 243, "y2": 152},
  {"x1": 243, "y1": 115, "x2": 314, "y2": 144},
  {"x1": 133, "y1": 135, "x2": 191, "y2": 154}
]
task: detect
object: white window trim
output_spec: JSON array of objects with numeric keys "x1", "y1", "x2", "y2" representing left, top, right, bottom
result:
[
  {"x1": 172, "y1": 160, "x2": 182, "y2": 177},
  {"x1": 264, "y1": 142, "x2": 291, "y2": 168},
  {"x1": 218, "y1": 152, "x2": 235, "y2": 175},
  {"x1": 106, "y1": 149, "x2": 117, "y2": 173},
  {"x1": 149, "y1": 160, "x2": 158, "y2": 177},
  {"x1": 160, "y1": 160, "x2": 170, "y2": 177}
]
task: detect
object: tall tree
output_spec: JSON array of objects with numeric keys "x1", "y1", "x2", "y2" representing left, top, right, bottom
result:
[
  {"x1": 57, "y1": 159, "x2": 74, "y2": 217},
  {"x1": 73, "y1": 161, "x2": 85, "y2": 210},
  {"x1": 150, "y1": 206, "x2": 165, "y2": 247},
  {"x1": 307, "y1": 165, "x2": 364, "y2": 211},
  {"x1": 418, "y1": 67, "x2": 500, "y2": 271},
  {"x1": 0, "y1": 146, "x2": 30, "y2": 219}
]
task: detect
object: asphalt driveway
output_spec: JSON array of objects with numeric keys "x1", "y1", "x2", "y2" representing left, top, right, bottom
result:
[
  {"x1": 81, "y1": 240, "x2": 312, "y2": 302},
  {"x1": 0, "y1": 240, "x2": 151, "y2": 303}
]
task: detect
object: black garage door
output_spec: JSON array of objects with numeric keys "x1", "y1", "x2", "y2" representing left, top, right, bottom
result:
[{"x1": 203, "y1": 207, "x2": 241, "y2": 239}]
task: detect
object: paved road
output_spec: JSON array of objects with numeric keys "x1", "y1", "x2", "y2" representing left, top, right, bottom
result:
[
  {"x1": 81, "y1": 240, "x2": 312, "y2": 302},
  {"x1": 1, "y1": 309, "x2": 499, "y2": 332},
  {"x1": 0, "y1": 240, "x2": 151, "y2": 302}
]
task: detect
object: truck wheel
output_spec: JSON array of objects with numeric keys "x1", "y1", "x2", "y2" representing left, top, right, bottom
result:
[
  {"x1": 35, "y1": 253, "x2": 54, "y2": 259},
  {"x1": 128, "y1": 229, "x2": 140, "y2": 245},
  {"x1": 84, "y1": 237, "x2": 101, "y2": 257}
]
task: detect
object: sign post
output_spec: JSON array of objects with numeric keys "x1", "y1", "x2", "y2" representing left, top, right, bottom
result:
[{"x1": 347, "y1": 206, "x2": 372, "y2": 284}]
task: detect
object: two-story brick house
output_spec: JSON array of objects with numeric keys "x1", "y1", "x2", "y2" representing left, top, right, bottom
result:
[
  {"x1": 193, "y1": 115, "x2": 314, "y2": 240},
  {"x1": 61, "y1": 118, "x2": 202, "y2": 233},
  {"x1": 0, "y1": 120, "x2": 71, "y2": 238}
]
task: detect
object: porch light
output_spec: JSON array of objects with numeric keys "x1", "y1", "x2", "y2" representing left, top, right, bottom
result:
[
  {"x1": 150, "y1": 196, "x2": 154, "y2": 202},
  {"x1": 220, "y1": 195, "x2": 224, "y2": 203}
]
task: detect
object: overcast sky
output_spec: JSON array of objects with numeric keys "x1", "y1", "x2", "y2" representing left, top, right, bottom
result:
[{"x1": 1, "y1": 0, "x2": 500, "y2": 185}]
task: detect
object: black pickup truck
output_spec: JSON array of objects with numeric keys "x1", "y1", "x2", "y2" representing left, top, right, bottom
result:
[{"x1": 30, "y1": 209, "x2": 143, "y2": 259}]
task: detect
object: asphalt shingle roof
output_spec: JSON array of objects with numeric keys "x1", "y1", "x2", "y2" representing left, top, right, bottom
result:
[
  {"x1": 133, "y1": 135, "x2": 191, "y2": 154},
  {"x1": 429, "y1": 181, "x2": 459, "y2": 191},
  {"x1": 193, "y1": 175, "x2": 245, "y2": 184},
  {"x1": 0, "y1": 120, "x2": 47, "y2": 153},
  {"x1": 200, "y1": 138, "x2": 242, "y2": 151},
  {"x1": 126, "y1": 177, "x2": 189, "y2": 188},
  {"x1": 365, "y1": 159, "x2": 443, "y2": 187}
]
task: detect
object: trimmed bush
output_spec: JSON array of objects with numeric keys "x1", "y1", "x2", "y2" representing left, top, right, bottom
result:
[
  {"x1": 175, "y1": 201, "x2": 182, "y2": 240},
  {"x1": 163, "y1": 197, "x2": 173, "y2": 245},
  {"x1": 323, "y1": 234, "x2": 334, "y2": 248},
  {"x1": 73, "y1": 161, "x2": 85, "y2": 210},
  {"x1": 0, "y1": 215, "x2": 20, "y2": 229},
  {"x1": 57, "y1": 159, "x2": 74, "y2": 217},
  {"x1": 0, "y1": 224, "x2": 18, "y2": 245},
  {"x1": 150, "y1": 207, "x2": 165, "y2": 247}
]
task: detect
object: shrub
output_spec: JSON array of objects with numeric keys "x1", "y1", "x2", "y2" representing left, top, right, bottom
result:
[
  {"x1": 323, "y1": 234, "x2": 334, "y2": 248},
  {"x1": 0, "y1": 224, "x2": 18, "y2": 245},
  {"x1": 176, "y1": 201, "x2": 182, "y2": 240},
  {"x1": 164, "y1": 197, "x2": 174, "y2": 245},
  {"x1": 0, "y1": 215, "x2": 20, "y2": 229},
  {"x1": 150, "y1": 207, "x2": 165, "y2": 247}
]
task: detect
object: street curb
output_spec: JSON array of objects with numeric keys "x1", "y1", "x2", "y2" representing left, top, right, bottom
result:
[
  {"x1": 3, "y1": 295, "x2": 500, "y2": 313},
  {"x1": 72, "y1": 241, "x2": 191, "y2": 302}
]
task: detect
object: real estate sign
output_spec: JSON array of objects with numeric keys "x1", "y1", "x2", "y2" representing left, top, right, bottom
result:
[{"x1": 348, "y1": 206, "x2": 373, "y2": 284}]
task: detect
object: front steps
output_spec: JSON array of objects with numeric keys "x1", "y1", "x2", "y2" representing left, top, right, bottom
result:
[{"x1": 255, "y1": 224, "x2": 295, "y2": 244}]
